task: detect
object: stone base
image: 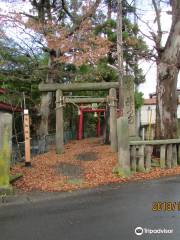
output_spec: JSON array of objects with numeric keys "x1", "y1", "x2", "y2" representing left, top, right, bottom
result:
[
  {"x1": 113, "y1": 166, "x2": 132, "y2": 178},
  {"x1": 137, "y1": 167, "x2": 146, "y2": 173},
  {"x1": 0, "y1": 185, "x2": 13, "y2": 195}
]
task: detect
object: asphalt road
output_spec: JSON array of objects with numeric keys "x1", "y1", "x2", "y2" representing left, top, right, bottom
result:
[{"x1": 1, "y1": 176, "x2": 180, "y2": 240}]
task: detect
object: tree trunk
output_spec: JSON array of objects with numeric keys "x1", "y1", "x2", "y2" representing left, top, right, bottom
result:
[
  {"x1": 156, "y1": 63, "x2": 178, "y2": 139},
  {"x1": 38, "y1": 53, "x2": 56, "y2": 136},
  {"x1": 38, "y1": 92, "x2": 52, "y2": 136},
  {"x1": 155, "y1": 0, "x2": 180, "y2": 139}
]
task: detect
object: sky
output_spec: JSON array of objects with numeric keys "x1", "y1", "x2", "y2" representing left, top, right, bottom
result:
[{"x1": 0, "y1": 0, "x2": 179, "y2": 99}]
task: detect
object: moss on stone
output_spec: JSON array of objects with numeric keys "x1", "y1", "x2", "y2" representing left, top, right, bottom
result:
[
  {"x1": 0, "y1": 126, "x2": 11, "y2": 188},
  {"x1": 113, "y1": 166, "x2": 132, "y2": 178}
]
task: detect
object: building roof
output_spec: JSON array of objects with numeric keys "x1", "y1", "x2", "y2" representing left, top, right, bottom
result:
[
  {"x1": 0, "y1": 102, "x2": 22, "y2": 113},
  {"x1": 144, "y1": 98, "x2": 156, "y2": 105},
  {"x1": 144, "y1": 98, "x2": 180, "y2": 105}
]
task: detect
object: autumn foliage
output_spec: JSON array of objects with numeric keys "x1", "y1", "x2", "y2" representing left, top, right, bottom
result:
[{"x1": 11, "y1": 138, "x2": 180, "y2": 192}]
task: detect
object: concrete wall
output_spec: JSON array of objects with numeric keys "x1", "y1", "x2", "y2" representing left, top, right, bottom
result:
[{"x1": 140, "y1": 105, "x2": 156, "y2": 126}]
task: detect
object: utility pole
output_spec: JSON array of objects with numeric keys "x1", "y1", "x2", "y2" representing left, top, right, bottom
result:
[{"x1": 117, "y1": 0, "x2": 124, "y2": 116}]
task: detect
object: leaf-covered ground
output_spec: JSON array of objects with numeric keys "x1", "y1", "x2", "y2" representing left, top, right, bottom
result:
[{"x1": 11, "y1": 138, "x2": 180, "y2": 192}]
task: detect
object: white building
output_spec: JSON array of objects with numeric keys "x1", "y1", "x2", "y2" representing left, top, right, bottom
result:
[{"x1": 139, "y1": 97, "x2": 180, "y2": 139}]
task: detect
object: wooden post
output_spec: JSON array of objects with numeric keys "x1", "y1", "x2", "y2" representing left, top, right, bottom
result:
[
  {"x1": 166, "y1": 144, "x2": 172, "y2": 168},
  {"x1": 145, "y1": 145, "x2": 153, "y2": 171},
  {"x1": 160, "y1": 145, "x2": 166, "y2": 168},
  {"x1": 137, "y1": 145, "x2": 145, "y2": 172},
  {"x1": 130, "y1": 145, "x2": 136, "y2": 172},
  {"x1": 56, "y1": 89, "x2": 64, "y2": 154},
  {"x1": 172, "y1": 144, "x2": 177, "y2": 167},
  {"x1": 109, "y1": 88, "x2": 118, "y2": 152},
  {"x1": 24, "y1": 110, "x2": 31, "y2": 166}
]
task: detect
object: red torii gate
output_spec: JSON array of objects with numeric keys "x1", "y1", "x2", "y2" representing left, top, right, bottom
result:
[{"x1": 78, "y1": 107, "x2": 105, "y2": 140}]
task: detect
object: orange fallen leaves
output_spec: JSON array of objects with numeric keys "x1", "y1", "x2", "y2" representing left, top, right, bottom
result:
[{"x1": 11, "y1": 138, "x2": 180, "y2": 192}]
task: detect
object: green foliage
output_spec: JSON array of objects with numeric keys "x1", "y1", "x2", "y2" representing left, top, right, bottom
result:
[
  {"x1": 94, "y1": 13, "x2": 148, "y2": 87},
  {"x1": 94, "y1": 19, "x2": 117, "y2": 42},
  {"x1": 134, "y1": 91, "x2": 144, "y2": 110},
  {"x1": 0, "y1": 37, "x2": 46, "y2": 108},
  {"x1": 75, "y1": 58, "x2": 118, "y2": 83}
]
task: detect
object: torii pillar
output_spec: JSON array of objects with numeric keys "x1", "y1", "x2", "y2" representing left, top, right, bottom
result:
[
  {"x1": 109, "y1": 88, "x2": 118, "y2": 152},
  {"x1": 56, "y1": 89, "x2": 64, "y2": 154}
]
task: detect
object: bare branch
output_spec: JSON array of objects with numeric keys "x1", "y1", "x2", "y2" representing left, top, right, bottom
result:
[{"x1": 152, "y1": 0, "x2": 163, "y2": 51}]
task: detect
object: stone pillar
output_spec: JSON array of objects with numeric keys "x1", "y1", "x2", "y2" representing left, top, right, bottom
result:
[
  {"x1": 97, "y1": 112, "x2": 101, "y2": 137},
  {"x1": 166, "y1": 144, "x2": 172, "y2": 168},
  {"x1": 130, "y1": 145, "x2": 136, "y2": 172},
  {"x1": 178, "y1": 144, "x2": 180, "y2": 165},
  {"x1": 145, "y1": 145, "x2": 153, "y2": 171},
  {"x1": 78, "y1": 108, "x2": 83, "y2": 140},
  {"x1": 123, "y1": 77, "x2": 136, "y2": 136},
  {"x1": 160, "y1": 145, "x2": 166, "y2": 168},
  {"x1": 56, "y1": 89, "x2": 64, "y2": 154},
  {"x1": 109, "y1": 88, "x2": 118, "y2": 152},
  {"x1": 117, "y1": 117, "x2": 131, "y2": 176},
  {"x1": 0, "y1": 112, "x2": 12, "y2": 194},
  {"x1": 137, "y1": 145, "x2": 145, "y2": 172},
  {"x1": 172, "y1": 144, "x2": 177, "y2": 167}
]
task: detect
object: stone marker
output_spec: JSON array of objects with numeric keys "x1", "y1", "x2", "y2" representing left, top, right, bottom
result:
[
  {"x1": 0, "y1": 112, "x2": 12, "y2": 194},
  {"x1": 123, "y1": 77, "x2": 136, "y2": 137}
]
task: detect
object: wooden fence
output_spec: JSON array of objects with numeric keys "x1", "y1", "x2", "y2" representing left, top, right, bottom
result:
[{"x1": 129, "y1": 139, "x2": 180, "y2": 172}]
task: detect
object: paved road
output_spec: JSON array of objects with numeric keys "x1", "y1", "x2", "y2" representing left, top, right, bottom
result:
[{"x1": 1, "y1": 176, "x2": 180, "y2": 240}]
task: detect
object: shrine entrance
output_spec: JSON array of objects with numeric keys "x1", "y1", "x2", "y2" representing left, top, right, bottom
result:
[
  {"x1": 77, "y1": 106, "x2": 106, "y2": 140},
  {"x1": 39, "y1": 82, "x2": 119, "y2": 153}
]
